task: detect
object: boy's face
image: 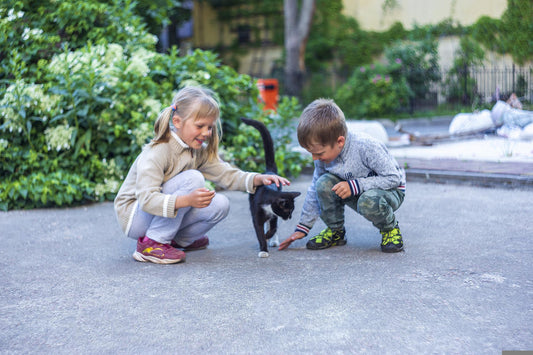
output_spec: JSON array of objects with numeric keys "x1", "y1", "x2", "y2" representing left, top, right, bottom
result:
[{"x1": 305, "y1": 136, "x2": 345, "y2": 164}]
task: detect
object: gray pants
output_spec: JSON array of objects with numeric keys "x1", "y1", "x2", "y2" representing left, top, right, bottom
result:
[
  {"x1": 316, "y1": 173, "x2": 404, "y2": 232},
  {"x1": 127, "y1": 170, "x2": 229, "y2": 245}
]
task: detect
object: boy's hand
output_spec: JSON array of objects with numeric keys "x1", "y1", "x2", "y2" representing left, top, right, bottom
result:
[
  {"x1": 278, "y1": 231, "x2": 305, "y2": 250},
  {"x1": 254, "y1": 174, "x2": 290, "y2": 187},
  {"x1": 332, "y1": 181, "x2": 351, "y2": 199}
]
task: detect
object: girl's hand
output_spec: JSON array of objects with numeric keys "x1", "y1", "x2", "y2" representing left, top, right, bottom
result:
[
  {"x1": 254, "y1": 174, "x2": 290, "y2": 187},
  {"x1": 278, "y1": 231, "x2": 305, "y2": 250},
  {"x1": 176, "y1": 188, "x2": 215, "y2": 209}
]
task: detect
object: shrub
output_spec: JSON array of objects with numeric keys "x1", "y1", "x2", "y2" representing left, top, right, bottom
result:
[
  {"x1": 334, "y1": 61, "x2": 411, "y2": 118},
  {"x1": 384, "y1": 39, "x2": 441, "y2": 111},
  {"x1": 0, "y1": 0, "x2": 309, "y2": 211},
  {"x1": 1, "y1": 41, "x2": 308, "y2": 211},
  {"x1": 224, "y1": 96, "x2": 310, "y2": 178},
  {"x1": 443, "y1": 36, "x2": 485, "y2": 104}
]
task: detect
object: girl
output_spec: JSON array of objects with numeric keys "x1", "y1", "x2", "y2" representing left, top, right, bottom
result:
[{"x1": 114, "y1": 86, "x2": 290, "y2": 264}]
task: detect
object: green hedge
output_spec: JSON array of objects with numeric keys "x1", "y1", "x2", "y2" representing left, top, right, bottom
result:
[{"x1": 0, "y1": 1, "x2": 307, "y2": 211}]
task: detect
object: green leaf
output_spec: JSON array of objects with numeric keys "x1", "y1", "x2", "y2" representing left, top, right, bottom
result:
[{"x1": 19, "y1": 189, "x2": 28, "y2": 199}]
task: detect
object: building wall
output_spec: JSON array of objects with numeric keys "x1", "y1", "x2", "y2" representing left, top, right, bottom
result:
[
  {"x1": 343, "y1": 0, "x2": 507, "y2": 31},
  {"x1": 191, "y1": 0, "x2": 523, "y2": 77},
  {"x1": 192, "y1": 1, "x2": 231, "y2": 48}
]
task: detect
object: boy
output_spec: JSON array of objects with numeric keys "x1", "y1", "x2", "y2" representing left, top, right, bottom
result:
[{"x1": 278, "y1": 99, "x2": 406, "y2": 253}]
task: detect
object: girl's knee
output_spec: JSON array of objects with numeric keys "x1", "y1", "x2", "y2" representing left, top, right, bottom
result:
[
  {"x1": 211, "y1": 193, "x2": 230, "y2": 222},
  {"x1": 163, "y1": 170, "x2": 205, "y2": 193},
  {"x1": 179, "y1": 170, "x2": 205, "y2": 188}
]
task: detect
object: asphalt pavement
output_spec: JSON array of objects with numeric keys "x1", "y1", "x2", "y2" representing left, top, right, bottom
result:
[
  {"x1": 1, "y1": 175, "x2": 532, "y2": 354},
  {"x1": 1, "y1": 116, "x2": 532, "y2": 353}
]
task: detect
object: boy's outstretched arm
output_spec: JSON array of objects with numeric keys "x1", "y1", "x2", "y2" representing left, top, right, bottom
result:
[{"x1": 278, "y1": 231, "x2": 306, "y2": 250}]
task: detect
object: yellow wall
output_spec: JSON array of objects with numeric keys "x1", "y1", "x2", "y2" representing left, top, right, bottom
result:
[
  {"x1": 192, "y1": 2, "x2": 282, "y2": 76},
  {"x1": 343, "y1": 0, "x2": 507, "y2": 31},
  {"x1": 192, "y1": 0, "x2": 521, "y2": 75},
  {"x1": 193, "y1": 1, "x2": 231, "y2": 48}
]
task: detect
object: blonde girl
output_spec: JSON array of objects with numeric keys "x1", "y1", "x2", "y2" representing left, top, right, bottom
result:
[{"x1": 114, "y1": 86, "x2": 290, "y2": 264}]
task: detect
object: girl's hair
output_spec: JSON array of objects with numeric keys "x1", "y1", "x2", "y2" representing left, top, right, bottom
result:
[
  {"x1": 297, "y1": 98, "x2": 347, "y2": 149},
  {"x1": 150, "y1": 86, "x2": 222, "y2": 161}
]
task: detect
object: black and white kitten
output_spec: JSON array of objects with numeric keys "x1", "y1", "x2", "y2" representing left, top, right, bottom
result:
[{"x1": 241, "y1": 118, "x2": 301, "y2": 258}]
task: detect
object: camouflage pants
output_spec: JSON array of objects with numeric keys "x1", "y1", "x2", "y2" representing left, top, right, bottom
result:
[{"x1": 316, "y1": 173, "x2": 404, "y2": 232}]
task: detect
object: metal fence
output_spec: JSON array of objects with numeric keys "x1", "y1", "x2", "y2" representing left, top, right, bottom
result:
[
  {"x1": 291, "y1": 65, "x2": 533, "y2": 110},
  {"x1": 468, "y1": 65, "x2": 533, "y2": 103}
]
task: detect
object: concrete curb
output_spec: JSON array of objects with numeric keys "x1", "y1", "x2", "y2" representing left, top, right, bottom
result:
[{"x1": 404, "y1": 168, "x2": 533, "y2": 189}]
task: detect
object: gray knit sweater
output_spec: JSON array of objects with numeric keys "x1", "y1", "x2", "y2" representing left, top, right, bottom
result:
[
  {"x1": 295, "y1": 131, "x2": 406, "y2": 235},
  {"x1": 114, "y1": 131, "x2": 257, "y2": 235}
]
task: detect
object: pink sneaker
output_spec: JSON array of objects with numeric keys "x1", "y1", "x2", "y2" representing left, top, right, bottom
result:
[
  {"x1": 133, "y1": 236, "x2": 186, "y2": 264},
  {"x1": 171, "y1": 236, "x2": 209, "y2": 251}
]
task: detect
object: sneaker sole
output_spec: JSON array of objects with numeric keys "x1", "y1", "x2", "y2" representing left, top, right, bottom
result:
[
  {"x1": 306, "y1": 239, "x2": 347, "y2": 250},
  {"x1": 132, "y1": 251, "x2": 185, "y2": 264},
  {"x1": 182, "y1": 245, "x2": 208, "y2": 252},
  {"x1": 381, "y1": 245, "x2": 404, "y2": 253}
]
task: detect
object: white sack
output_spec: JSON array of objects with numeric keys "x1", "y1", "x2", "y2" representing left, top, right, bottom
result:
[{"x1": 449, "y1": 110, "x2": 494, "y2": 135}]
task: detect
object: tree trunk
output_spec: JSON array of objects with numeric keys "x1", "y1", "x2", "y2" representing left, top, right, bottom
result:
[{"x1": 284, "y1": 0, "x2": 315, "y2": 98}]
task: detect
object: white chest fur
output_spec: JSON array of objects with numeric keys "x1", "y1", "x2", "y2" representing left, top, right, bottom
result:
[{"x1": 261, "y1": 203, "x2": 275, "y2": 218}]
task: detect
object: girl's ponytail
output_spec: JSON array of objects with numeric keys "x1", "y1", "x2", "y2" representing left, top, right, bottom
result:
[{"x1": 150, "y1": 106, "x2": 174, "y2": 146}]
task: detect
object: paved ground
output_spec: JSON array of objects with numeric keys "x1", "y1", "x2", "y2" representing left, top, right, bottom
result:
[
  {"x1": 1, "y1": 117, "x2": 532, "y2": 353},
  {"x1": 1, "y1": 176, "x2": 532, "y2": 354},
  {"x1": 376, "y1": 117, "x2": 532, "y2": 188}
]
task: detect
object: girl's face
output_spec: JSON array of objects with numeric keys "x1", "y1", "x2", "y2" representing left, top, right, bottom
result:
[{"x1": 173, "y1": 115, "x2": 217, "y2": 150}]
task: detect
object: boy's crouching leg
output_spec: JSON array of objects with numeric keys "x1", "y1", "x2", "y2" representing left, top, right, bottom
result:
[
  {"x1": 316, "y1": 173, "x2": 345, "y2": 229},
  {"x1": 356, "y1": 189, "x2": 404, "y2": 252},
  {"x1": 306, "y1": 173, "x2": 347, "y2": 250}
]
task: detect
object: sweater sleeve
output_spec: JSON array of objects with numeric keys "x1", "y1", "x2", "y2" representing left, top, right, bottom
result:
[
  {"x1": 355, "y1": 139, "x2": 403, "y2": 193},
  {"x1": 295, "y1": 160, "x2": 325, "y2": 235},
  {"x1": 199, "y1": 156, "x2": 258, "y2": 194},
  {"x1": 135, "y1": 148, "x2": 178, "y2": 218}
]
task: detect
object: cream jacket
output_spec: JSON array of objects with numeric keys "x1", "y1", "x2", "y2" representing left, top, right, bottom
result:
[{"x1": 114, "y1": 131, "x2": 257, "y2": 235}]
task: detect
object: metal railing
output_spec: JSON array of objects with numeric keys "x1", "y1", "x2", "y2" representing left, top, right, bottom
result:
[{"x1": 279, "y1": 65, "x2": 533, "y2": 110}]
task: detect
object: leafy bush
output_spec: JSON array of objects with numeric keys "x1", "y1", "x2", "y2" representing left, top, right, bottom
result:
[
  {"x1": 443, "y1": 36, "x2": 485, "y2": 104},
  {"x1": 0, "y1": 1, "x2": 307, "y2": 211},
  {"x1": 306, "y1": 0, "x2": 406, "y2": 74},
  {"x1": 224, "y1": 96, "x2": 311, "y2": 178},
  {"x1": 0, "y1": 0, "x2": 152, "y2": 83},
  {"x1": 384, "y1": 39, "x2": 441, "y2": 111},
  {"x1": 472, "y1": 0, "x2": 533, "y2": 65},
  {"x1": 334, "y1": 60, "x2": 411, "y2": 118},
  {"x1": 1, "y1": 42, "x2": 307, "y2": 211}
]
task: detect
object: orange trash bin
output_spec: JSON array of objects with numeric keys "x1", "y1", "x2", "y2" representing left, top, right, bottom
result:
[{"x1": 257, "y1": 78, "x2": 279, "y2": 112}]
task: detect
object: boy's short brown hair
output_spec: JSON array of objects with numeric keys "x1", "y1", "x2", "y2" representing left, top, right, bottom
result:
[{"x1": 297, "y1": 98, "x2": 347, "y2": 149}]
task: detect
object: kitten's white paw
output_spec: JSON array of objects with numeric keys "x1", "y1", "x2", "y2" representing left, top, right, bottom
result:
[
  {"x1": 258, "y1": 251, "x2": 270, "y2": 258},
  {"x1": 269, "y1": 235, "x2": 279, "y2": 247}
]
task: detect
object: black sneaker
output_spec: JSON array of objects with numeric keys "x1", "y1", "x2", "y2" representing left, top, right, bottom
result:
[
  {"x1": 380, "y1": 223, "x2": 403, "y2": 253},
  {"x1": 306, "y1": 227, "x2": 347, "y2": 250}
]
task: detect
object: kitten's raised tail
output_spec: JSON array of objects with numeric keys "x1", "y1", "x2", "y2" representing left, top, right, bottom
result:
[{"x1": 241, "y1": 118, "x2": 277, "y2": 173}]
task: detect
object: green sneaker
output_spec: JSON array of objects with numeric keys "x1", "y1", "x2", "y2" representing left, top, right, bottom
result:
[
  {"x1": 380, "y1": 223, "x2": 403, "y2": 253},
  {"x1": 306, "y1": 227, "x2": 346, "y2": 250}
]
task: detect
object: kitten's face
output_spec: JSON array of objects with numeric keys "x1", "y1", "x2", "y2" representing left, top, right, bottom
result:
[{"x1": 271, "y1": 192, "x2": 300, "y2": 220}]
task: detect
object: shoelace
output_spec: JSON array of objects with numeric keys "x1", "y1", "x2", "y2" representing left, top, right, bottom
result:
[
  {"x1": 315, "y1": 229, "x2": 333, "y2": 242},
  {"x1": 382, "y1": 229, "x2": 401, "y2": 244}
]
